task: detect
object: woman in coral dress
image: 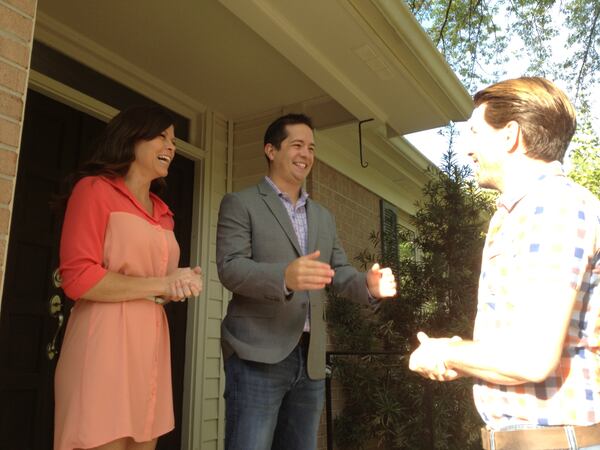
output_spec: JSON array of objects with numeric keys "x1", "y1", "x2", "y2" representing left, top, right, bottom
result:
[{"x1": 54, "y1": 106, "x2": 202, "y2": 450}]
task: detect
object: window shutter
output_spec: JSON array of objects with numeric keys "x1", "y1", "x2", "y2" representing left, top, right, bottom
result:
[{"x1": 380, "y1": 199, "x2": 399, "y2": 266}]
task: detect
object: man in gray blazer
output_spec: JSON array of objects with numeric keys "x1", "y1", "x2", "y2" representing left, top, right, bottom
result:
[{"x1": 217, "y1": 113, "x2": 396, "y2": 450}]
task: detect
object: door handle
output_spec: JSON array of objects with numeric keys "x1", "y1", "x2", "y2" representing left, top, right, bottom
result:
[
  {"x1": 47, "y1": 294, "x2": 64, "y2": 360},
  {"x1": 49, "y1": 294, "x2": 62, "y2": 315},
  {"x1": 52, "y1": 268, "x2": 62, "y2": 288}
]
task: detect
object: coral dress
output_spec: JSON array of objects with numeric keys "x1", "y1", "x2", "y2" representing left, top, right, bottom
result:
[{"x1": 54, "y1": 176, "x2": 179, "y2": 450}]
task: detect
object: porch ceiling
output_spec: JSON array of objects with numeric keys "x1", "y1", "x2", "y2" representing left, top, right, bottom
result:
[
  {"x1": 36, "y1": 0, "x2": 324, "y2": 120},
  {"x1": 36, "y1": 0, "x2": 472, "y2": 133},
  {"x1": 219, "y1": 0, "x2": 473, "y2": 134}
]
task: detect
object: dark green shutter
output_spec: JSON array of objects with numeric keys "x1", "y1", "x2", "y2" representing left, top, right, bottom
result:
[{"x1": 380, "y1": 199, "x2": 399, "y2": 266}]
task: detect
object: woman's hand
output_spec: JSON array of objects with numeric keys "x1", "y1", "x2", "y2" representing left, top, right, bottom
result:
[{"x1": 164, "y1": 266, "x2": 203, "y2": 301}]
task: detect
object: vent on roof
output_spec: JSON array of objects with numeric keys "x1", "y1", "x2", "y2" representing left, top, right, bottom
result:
[{"x1": 353, "y1": 44, "x2": 395, "y2": 81}]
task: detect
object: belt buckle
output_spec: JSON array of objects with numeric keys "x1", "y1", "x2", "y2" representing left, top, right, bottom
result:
[{"x1": 481, "y1": 427, "x2": 493, "y2": 450}]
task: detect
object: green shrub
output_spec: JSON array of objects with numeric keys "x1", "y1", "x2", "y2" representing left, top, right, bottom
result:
[{"x1": 327, "y1": 149, "x2": 494, "y2": 449}]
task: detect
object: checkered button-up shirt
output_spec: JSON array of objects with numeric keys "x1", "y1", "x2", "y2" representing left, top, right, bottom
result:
[
  {"x1": 473, "y1": 162, "x2": 600, "y2": 428},
  {"x1": 264, "y1": 176, "x2": 309, "y2": 255},
  {"x1": 264, "y1": 177, "x2": 311, "y2": 331}
]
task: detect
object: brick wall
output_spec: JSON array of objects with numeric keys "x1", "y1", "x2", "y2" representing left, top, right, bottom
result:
[
  {"x1": 307, "y1": 159, "x2": 382, "y2": 450},
  {"x1": 308, "y1": 159, "x2": 380, "y2": 274},
  {"x1": 0, "y1": 0, "x2": 37, "y2": 304}
]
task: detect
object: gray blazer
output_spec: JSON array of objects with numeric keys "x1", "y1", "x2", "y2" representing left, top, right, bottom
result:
[{"x1": 216, "y1": 178, "x2": 369, "y2": 379}]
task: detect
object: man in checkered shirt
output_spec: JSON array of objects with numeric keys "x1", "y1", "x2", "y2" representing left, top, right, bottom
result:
[{"x1": 409, "y1": 77, "x2": 600, "y2": 450}]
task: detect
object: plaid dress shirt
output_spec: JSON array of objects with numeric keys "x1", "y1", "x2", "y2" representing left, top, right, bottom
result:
[
  {"x1": 264, "y1": 177, "x2": 311, "y2": 331},
  {"x1": 473, "y1": 162, "x2": 600, "y2": 428},
  {"x1": 264, "y1": 176, "x2": 308, "y2": 255}
]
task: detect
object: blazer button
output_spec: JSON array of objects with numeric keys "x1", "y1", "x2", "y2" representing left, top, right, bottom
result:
[{"x1": 301, "y1": 303, "x2": 307, "y2": 309}]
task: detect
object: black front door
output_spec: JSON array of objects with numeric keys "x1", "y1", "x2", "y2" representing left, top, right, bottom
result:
[{"x1": 0, "y1": 90, "x2": 194, "y2": 450}]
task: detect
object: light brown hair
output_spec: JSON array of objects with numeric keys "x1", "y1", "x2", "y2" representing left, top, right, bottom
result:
[{"x1": 473, "y1": 77, "x2": 576, "y2": 162}]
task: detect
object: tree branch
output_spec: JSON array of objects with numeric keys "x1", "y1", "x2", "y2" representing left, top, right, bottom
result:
[
  {"x1": 575, "y1": 3, "x2": 600, "y2": 98},
  {"x1": 436, "y1": 0, "x2": 454, "y2": 46}
]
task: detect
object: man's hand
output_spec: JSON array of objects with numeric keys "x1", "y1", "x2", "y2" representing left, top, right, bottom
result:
[
  {"x1": 366, "y1": 263, "x2": 397, "y2": 298},
  {"x1": 409, "y1": 332, "x2": 462, "y2": 381},
  {"x1": 285, "y1": 250, "x2": 335, "y2": 291}
]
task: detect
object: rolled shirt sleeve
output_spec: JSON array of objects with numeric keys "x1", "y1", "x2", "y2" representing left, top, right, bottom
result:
[{"x1": 59, "y1": 177, "x2": 109, "y2": 300}]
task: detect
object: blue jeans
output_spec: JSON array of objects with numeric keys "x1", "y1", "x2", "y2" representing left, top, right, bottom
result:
[{"x1": 224, "y1": 343, "x2": 325, "y2": 450}]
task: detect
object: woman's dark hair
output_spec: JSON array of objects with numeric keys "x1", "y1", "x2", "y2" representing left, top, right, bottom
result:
[{"x1": 56, "y1": 105, "x2": 174, "y2": 211}]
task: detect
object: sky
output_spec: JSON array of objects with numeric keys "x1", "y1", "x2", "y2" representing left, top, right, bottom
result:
[
  {"x1": 404, "y1": 5, "x2": 600, "y2": 170},
  {"x1": 405, "y1": 88, "x2": 600, "y2": 169}
]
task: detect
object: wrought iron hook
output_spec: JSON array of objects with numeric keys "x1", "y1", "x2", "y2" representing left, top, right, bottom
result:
[{"x1": 358, "y1": 118, "x2": 374, "y2": 168}]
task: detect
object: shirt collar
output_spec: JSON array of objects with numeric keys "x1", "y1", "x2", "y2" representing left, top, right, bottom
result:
[
  {"x1": 264, "y1": 176, "x2": 309, "y2": 205},
  {"x1": 496, "y1": 161, "x2": 564, "y2": 212}
]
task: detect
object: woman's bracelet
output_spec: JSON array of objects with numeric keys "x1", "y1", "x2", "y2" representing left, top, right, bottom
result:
[{"x1": 144, "y1": 296, "x2": 167, "y2": 305}]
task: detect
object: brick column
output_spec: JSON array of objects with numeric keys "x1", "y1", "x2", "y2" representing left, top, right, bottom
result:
[{"x1": 0, "y1": 0, "x2": 37, "y2": 304}]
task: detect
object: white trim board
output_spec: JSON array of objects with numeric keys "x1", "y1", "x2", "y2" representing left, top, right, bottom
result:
[{"x1": 28, "y1": 70, "x2": 207, "y2": 161}]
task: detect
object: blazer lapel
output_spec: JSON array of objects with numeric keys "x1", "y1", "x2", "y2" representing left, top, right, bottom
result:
[
  {"x1": 306, "y1": 198, "x2": 319, "y2": 254},
  {"x1": 258, "y1": 179, "x2": 303, "y2": 256}
]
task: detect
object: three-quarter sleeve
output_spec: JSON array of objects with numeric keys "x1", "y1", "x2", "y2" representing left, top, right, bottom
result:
[{"x1": 59, "y1": 177, "x2": 109, "y2": 300}]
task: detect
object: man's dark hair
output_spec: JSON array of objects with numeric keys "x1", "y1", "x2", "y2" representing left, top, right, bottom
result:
[{"x1": 263, "y1": 113, "x2": 313, "y2": 149}]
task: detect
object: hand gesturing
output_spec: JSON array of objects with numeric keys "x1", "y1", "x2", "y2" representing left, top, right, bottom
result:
[
  {"x1": 284, "y1": 250, "x2": 334, "y2": 292},
  {"x1": 409, "y1": 332, "x2": 462, "y2": 381},
  {"x1": 366, "y1": 263, "x2": 397, "y2": 298}
]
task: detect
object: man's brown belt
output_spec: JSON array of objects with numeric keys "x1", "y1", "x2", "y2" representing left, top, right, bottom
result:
[{"x1": 481, "y1": 422, "x2": 600, "y2": 450}]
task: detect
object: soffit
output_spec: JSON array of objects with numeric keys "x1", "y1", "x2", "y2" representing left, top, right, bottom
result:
[
  {"x1": 36, "y1": 0, "x2": 325, "y2": 120},
  {"x1": 318, "y1": 124, "x2": 432, "y2": 193},
  {"x1": 36, "y1": 0, "x2": 471, "y2": 134},
  {"x1": 219, "y1": 0, "x2": 473, "y2": 134}
]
